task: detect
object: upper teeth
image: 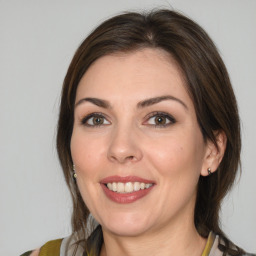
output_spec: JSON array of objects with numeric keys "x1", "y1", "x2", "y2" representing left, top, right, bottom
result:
[{"x1": 107, "y1": 182, "x2": 153, "y2": 193}]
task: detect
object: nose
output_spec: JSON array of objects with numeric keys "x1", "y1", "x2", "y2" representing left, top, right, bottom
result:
[{"x1": 107, "y1": 125, "x2": 143, "y2": 164}]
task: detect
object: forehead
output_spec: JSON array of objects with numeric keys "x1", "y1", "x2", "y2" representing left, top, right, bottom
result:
[{"x1": 76, "y1": 48, "x2": 192, "y2": 108}]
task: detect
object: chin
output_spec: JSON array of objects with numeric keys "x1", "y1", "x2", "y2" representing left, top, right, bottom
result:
[
  {"x1": 98, "y1": 212, "x2": 153, "y2": 237},
  {"x1": 103, "y1": 223, "x2": 149, "y2": 237}
]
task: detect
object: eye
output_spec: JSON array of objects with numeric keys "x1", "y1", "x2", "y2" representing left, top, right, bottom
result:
[
  {"x1": 81, "y1": 113, "x2": 110, "y2": 127},
  {"x1": 145, "y1": 112, "x2": 176, "y2": 127}
]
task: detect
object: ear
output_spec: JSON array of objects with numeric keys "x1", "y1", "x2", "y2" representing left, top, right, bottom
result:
[{"x1": 201, "y1": 130, "x2": 227, "y2": 176}]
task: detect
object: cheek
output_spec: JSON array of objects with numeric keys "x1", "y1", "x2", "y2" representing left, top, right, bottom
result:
[
  {"x1": 147, "y1": 134, "x2": 205, "y2": 214},
  {"x1": 70, "y1": 131, "x2": 106, "y2": 178},
  {"x1": 70, "y1": 131, "x2": 105, "y2": 211},
  {"x1": 146, "y1": 132, "x2": 205, "y2": 179}
]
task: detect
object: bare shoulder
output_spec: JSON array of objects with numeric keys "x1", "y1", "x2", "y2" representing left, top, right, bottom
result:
[{"x1": 30, "y1": 249, "x2": 40, "y2": 256}]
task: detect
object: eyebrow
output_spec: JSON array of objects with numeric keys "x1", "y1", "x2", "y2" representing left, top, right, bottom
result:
[
  {"x1": 75, "y1": 95, "x2": 188, "y2": 110},
  {"x1": 75, "y1": 97, "x2": 111, "y2": 109},
  {"x1": 137, "y1": 95, "x2": 188, "y2": 110}
]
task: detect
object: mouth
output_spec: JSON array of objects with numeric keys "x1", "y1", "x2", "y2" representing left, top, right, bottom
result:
[
  {"x1": 100, "y1": 176, "x2": 155, "y2": 204},
  {"x1": 105, "y1": 181, "x2": 153, "y2": 193}
]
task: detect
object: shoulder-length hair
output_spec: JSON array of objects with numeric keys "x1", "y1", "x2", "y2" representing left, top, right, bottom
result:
[{"x1": 57, "y1": 9, "x2": 241, "y2": 254}]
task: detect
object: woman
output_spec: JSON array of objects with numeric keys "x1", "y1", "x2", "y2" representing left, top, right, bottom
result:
[{"x1": 22, "y1": 9, "x2": 255, "y2": 256}]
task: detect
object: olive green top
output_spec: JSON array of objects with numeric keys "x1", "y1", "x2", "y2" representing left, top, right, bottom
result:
[{"x1": 20, "y1": 231, "x2": 255, "y2": 256}]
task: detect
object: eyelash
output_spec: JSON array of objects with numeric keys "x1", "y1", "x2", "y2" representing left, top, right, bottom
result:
[
  {"x1": 81, "y1": 112, "x2": 110, "y2": 127},
  {"x1": 80, "y1": 111, "x2": 176, "y2": 128},
  {"x1": 144, "y1": 111, "x2": 176, "y2": 128}
]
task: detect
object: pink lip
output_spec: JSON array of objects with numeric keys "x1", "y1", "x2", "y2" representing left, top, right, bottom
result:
[{"x1": 100, "y1": 176, "x2": 155, "y2": 204}]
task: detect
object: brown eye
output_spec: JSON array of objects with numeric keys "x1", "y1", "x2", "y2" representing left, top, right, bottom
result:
[
  {"x1": 93, "y1": 116, "x2": 104, "y2": 125},
  {"x1": 82, "y1": 114, "x2": 110, "y2": 126},
  {"x1": 155, "y1": 116, "x2": 167, "y2": 125},
  {"x1": 146, "y1": 112, "x2": 176, "y2": 127}
]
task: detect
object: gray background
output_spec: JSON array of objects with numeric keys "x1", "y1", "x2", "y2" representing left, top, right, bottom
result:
[{"x1": 0, "y1": 0, "x2": 255, "y2": 255}]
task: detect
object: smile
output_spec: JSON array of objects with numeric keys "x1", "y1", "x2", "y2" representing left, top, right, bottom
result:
[
  {"x1": 100, "y1": 176, "x2": 155, "y2": 204},
  {"x1": 106, "y1": 182, "x2": 153, "y2": 193}
]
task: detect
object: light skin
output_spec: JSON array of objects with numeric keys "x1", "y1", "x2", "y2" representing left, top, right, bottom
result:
[{"x1": 68, "y1": 48, "x2": 226, "y2": 256}]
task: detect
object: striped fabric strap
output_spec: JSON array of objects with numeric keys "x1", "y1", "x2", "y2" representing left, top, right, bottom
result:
[
  {"x1": 202, "y1": 232, "x2": 215, "y2": 256},
  {"x1": 39, "y1": 239, "x2": 63, "y2": 256}
]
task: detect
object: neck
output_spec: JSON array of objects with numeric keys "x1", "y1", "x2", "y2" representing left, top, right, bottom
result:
[{"x1": 100, "y1": 219, "x2": 207, "y2": 256}]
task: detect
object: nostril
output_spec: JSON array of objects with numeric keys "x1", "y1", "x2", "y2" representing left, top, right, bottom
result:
[{"x1": 109, "y1": 154, "x2": 136, "y2": 164}]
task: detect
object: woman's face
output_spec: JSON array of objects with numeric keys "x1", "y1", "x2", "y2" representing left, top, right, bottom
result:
[{"x1": 71, "y1": 48, "x2": 211, "y2": 237}]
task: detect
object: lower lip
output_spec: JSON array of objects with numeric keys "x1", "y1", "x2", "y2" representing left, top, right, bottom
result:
[{"x1": 101, "y1": 184, "x2": 154, "y2": 204}]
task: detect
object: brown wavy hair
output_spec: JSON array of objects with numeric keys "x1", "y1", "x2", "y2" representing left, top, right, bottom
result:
[{"x1": 56, "y1": 9, "x2": 242, "y2": 254}]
